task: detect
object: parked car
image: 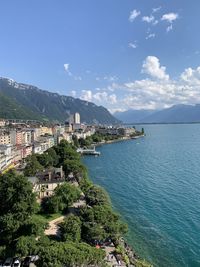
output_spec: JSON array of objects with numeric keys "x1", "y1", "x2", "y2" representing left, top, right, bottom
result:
[
  {"x1": 22, "y1": 255, "x2": 39, "y2": 267},
  {"x1": 30, "y1": 256, "x2": 39, "y2": 263},
  {"x1": 22, "y1": 257, "x2": 31, "y2": 267},
  {"x1": 12, "y1": 258, "x2": 21, "y2": 267},
  {"x1": 0, "y1": 259, "x2": 4, "y2": 267},
  {"x1": 3, "y1": 258, "x2": 13, "y2": 267}
]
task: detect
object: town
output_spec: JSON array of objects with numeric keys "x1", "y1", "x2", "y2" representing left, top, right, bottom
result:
[
  {"x1": 0, "y1": 113, "x2": 147, "y2": 267},
  {"x1": 0, "y1": 112, "x2": 140, "y2": 174}
]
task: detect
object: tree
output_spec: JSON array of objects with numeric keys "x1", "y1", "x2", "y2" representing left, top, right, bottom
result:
[
  {"x1": 42, "y1": 183, "x2": 81, "y2": 214},
  {"x1": 54, "y1": 140, "x2": 80, "y2": 165},
  {"x1": 59, "y1": 214, "x2": 81, "y2": 242},
  {"x1": 85, "y1": 185, "x2": 111, "y2": 206},
  {"x1": 82, "y1": 222, "x2": 107, "y2": 244},
  {"x1": 24, "y1": 154, "x2": 43, "y2": 176},
  {"x1": 63, "y1": 159, "x2": 86, "y2": 177},
  {"x1": 0, "y1": 171, "x2": 38, "y2": 244},
  {"x1": 36, "y1": 153, "x2": 53, "y2": 168},
  {"x1": 36, "y1": 241, "x2": 106, "y2": 267},
  {"x1": 15, "y1": 236, "x2": 38, "y2": 256},
  {"x1": 46, "y1": 147, "x2": 59, "y2": 166},
  {"x1": 72, "y1": 135, "x2": 79, "y2": 148}
]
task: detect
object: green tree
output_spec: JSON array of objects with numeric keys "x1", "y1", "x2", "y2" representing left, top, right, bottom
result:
[
  {"x1": 36, "y1": 241, "x2": 106, "y2": 267},
  {"x1": 72, "y1": 135, "x2": 79, "y2": 148},
  {"x1": 141, "y1": 128, "x2": 144, "y2": 134},
  {"x1": 59, "y1": 214, "x2": 81, "y2": 242},
  {"x1": 24, "y1": 154, "x2": 43, "y2": 176},
  {"x1": 54, "y1": 140, "x2": 80, "y2": 165},
  {"x1": 36, "y1": 153, "x2": 53, "y2": 168},
  {"x1": 46, "y1": 147, "x2": 59, "y2": 166},
  {"x1": 42, "y1": 183, "x2": 81, "y2": 214},
  {"x1": 85, "y1": 185, "x2": 110, "y2": 206},
  {"x1": 82, "y1": 222, "x2": 107, "y2": 244},
  {"x1": 15, "y1": 236, "x2": 38, "y2": 256},
  {"x1": 0, "y1": 171, "x2": 38, "y2": 244},
  {"x1": 63, "y1": 159, "x2": 86, "y2": 177}
]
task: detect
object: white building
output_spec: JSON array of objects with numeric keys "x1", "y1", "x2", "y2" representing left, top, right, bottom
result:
[
  {"x1": 74, "y1": 112, "x2": 80, "y2": 124},
  {"x1": 0, "y1": 144, "x2": 13, "y2": 172}
]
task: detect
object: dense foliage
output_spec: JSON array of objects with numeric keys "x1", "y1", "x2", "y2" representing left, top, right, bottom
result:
[
  {"x1": 59, "y1": 214, "x2": 82, "y2": 242},
  {"x1": 0, "y1": 171, "x2": 38, "y2": 244},
  {"x1": 0, "y1": 140, "x2": 136, "y2": 266},
  {"x1": 41, "y1": 183, "x2": 81, "y2": 214}
]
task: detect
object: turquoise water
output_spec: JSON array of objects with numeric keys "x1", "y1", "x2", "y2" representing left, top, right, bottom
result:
[{"x1": 83, "y1": 124, "x2": 200, "y2": 267}]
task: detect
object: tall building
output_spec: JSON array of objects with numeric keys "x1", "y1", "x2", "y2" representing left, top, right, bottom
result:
[{"x1": 74, "y1": 112, "x2": 80, "y2": 124}]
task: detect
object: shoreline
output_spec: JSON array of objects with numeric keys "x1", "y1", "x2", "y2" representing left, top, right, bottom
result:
[
  {"x1": 83, "y1": 134, "x2": 153, "y2": 267},
  {"x1": 94, "y1": 134, "x2": 145, "y2": 147}
]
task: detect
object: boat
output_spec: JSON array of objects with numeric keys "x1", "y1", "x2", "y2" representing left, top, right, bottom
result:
[{"x1": 77, "y1": 146, "x2": 101, "y2": 156}]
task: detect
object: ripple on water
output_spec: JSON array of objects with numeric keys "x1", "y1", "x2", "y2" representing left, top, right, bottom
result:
[{"x1": 83, "y1": 124, "x2": 200, "y2": 267}]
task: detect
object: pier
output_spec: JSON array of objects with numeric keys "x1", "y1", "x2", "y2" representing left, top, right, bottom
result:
[{"x1": 77, "y1": 147, "x2": 100, "y2": 156}]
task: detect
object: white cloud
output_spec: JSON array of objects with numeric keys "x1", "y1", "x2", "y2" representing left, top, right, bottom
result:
[
  {"x1": 129, "y1": 9, "x2": 141, "y2": 22},
  {"x1": 142, "y1": 56, "x2": 169, "y2": 80},
  {"x1": 152, "y1": 20, "x2": 159, "y2": 25},
  {"x1": 152, "y1": 6, "x2": 161, "y2": 13},
  {"x1": 80, "y1": 90, "x2": 117, "y2": 104},
  {"x1": 146, "y1": 33, "x2": 156, "y2": 40},
  {"x1": 129, "y1": 42, "x2": 137, "y2": 49},
  {"x1": 64, "y1": 63, "x2": 82, "y2": 80},
  {"x1": 103, "y1": 76, "x2": 119, "y2": 82},
  {"x1": 161, "y1": 13, "x2": 179, "y2": 23},
  {"x1": 166, "y1": 24, "x2": 173, "y2": 32},
  {"x1": 70, "y1": 90, "x2": 77, "y2": 97},
  {"x1": 142, "y1": 15, "x2": 155, "y2": 23},
  {"x1": 109, "y1": 94, "x2": 117, "y2": 104},
  {"x1": 74, "y1": 76, "x2": 82, "y2": 81},
  {"x1": 181, "y1": 67, "x2": 200, "y2": 85},
  {"x1": 81, "y1": 90, "x2": 93, "y2": 101},
  {"x1": 95, "y1": 75, "x2": 118, "y2": 82},
  {"x1": 76, "y1": 58, "x2": 200, "y2": 112},
  {"x1": 64, "y1": 63, "x2": 72, "y2": 76}
]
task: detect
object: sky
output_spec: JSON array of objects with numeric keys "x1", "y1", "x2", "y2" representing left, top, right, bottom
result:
[{"x1": 1, "y1": 0, "x2": 200, "y2": 112}]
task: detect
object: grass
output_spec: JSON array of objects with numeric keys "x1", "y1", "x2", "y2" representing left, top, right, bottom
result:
[{"x1": 32, "y1": 212, "x2": 63, "y2": 224}]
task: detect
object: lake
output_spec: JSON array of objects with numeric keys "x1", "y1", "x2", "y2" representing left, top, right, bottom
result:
[{"x1": 83, "y1": 124, "x2": 200, "y2": 267}]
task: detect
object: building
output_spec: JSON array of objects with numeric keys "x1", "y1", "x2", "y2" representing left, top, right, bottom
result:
[
  {"x1": 74, "y1": 112, "x2": 80, "y2": 124},
  {"x1": 0, "y1": 130, "x2": 11, "y2": 145},
  {"x1": 40, "y1": 126, "x2": 53, "y2": 136},
  {"x1": 0, "y1": 144, "x2": 13, "y2": 172},
  {"x1": 0, "y1": 119, "x2": 6, "y2": 127},
  {"x1": 28, "y1": 166, "x2": 65, "y2": 199}
]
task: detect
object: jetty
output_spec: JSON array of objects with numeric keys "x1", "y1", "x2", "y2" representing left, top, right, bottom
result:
[{"x1": 77, "y1": 147, "x2": 101, "y2": 156}]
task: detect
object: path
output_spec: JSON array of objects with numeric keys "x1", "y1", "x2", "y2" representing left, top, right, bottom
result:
[
  {"x1": 44, "y1": 216, "x2": 65, "y2": 236},
  {"x1": 104, "y1": 244, "x2": 126, "y2": 267},
  {"x1": 44, "y1": 199, "x2": 86, "y2": 236}
]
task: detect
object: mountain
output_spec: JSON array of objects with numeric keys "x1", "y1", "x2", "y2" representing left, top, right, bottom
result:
[
  {"x1": 143, "y1": 104, "x2": 200, "y2": 123},
  {"x1": 0, "y1": 77, "x2": 119, "y2": 124},
  {"x1": 114, "y1": 109, "x2": 155, "y2": 123},
  {"x1": 114, "y1": 104, "x2": 200, "y2": 123}
]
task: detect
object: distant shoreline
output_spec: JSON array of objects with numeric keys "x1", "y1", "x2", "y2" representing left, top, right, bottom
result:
[
  {"x1": 94, "y1": 135, "x2": 144, "y2": 147},
  {"x1": 123, "y1": 122, "x2": 200, "y2": 125}
]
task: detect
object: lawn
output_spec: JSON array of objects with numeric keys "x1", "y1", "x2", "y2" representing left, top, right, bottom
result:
[{"x1": 32, "y1": 212, "x2": 63, "y2": 224}]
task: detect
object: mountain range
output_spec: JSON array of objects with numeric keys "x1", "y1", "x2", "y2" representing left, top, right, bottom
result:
[
  {"x1": 0, "y1": 77, "x2": 119, "y2": 124},
  {"x1": 114, "y1": 104, "x2": 200, "y2": 124}
]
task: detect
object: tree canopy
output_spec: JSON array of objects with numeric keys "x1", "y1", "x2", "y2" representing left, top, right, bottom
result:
[
  {"x1": 41, "y1": 183, "x2": 81, "y2": 214},
  {"x1": 0, "y1": 171, "x2": 38, "y2": 244},
  {"x1": 59, "y1": 214, "x2": 81, "y2": 242}
]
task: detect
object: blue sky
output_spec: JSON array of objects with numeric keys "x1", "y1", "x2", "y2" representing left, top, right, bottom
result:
[{"x1": 1, "y1": 0, "x2": 200, "y2": 112}]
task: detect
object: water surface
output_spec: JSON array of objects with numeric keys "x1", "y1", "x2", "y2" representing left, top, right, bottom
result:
[{"x1": 83, "y1": 124, "x2": 200, "y2": 267}]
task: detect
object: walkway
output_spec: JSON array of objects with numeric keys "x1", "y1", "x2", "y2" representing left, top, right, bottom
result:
[
  {"x1": 44, "y1": 216, "x2": 65, "y2": 236},
  {"x1": 104, "y1": 244, "x2": 126, "y2": 267},
  {"x1": 44, "y1": 199, "x2": 86, "y2": 236}
]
